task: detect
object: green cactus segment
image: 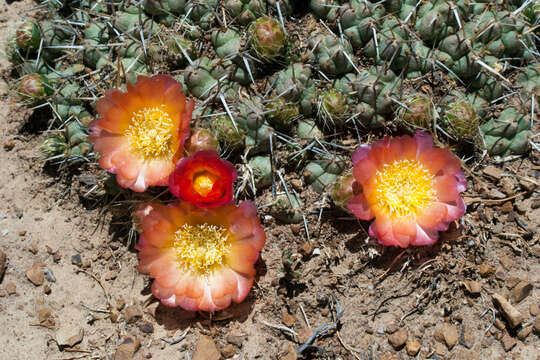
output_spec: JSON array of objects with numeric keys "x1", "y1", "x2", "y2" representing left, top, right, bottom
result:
[
  {"x1": 441, "y1": 96, "x2": 480, "y2": 141},
  {"x1": 165, "y1": 34, "x2": 195, "y2": 65},
  {"x1": 273, "y1": 63, "x2": 313, "y2": 102},
  {"x1": 310, "y1": 0, "x2": 338, "y2": 21},
  {"x1": 211, "y1": 116, "x2": 246, "y2": 151},
  {"x1": 334, "y1": 67, "x2": 400, "y2": 128},
  {"x1": 42, "y1": 121, "x2": 91, "y2": 161},
  {"x1": 399, "y1": 94, "x2": 433, "y2": 130},
  {"x1": 184, "y1": 57, "x2": 228, "y2": 99},
  {"x1": 480, "y1": 108, "x2": 532, "y2": 156},
  {"x1": 267, "y1": 98, "x2": 300, "y2": 130},
  {"x1": 271, "y1": 193, "x2": 303, "y2": 224},
  {"x1": 212, "y1": 29, "x2": 242, "y2": 58},
  {"x1": 248, "y1": 155, "x2": 272, "y2": 189},
  {"x1": 319, "y1": 89, "x2": 349, "y2": 128},
  {"x1": 188, "y1": 0, "x2": 218, "y2": 30},
  {"x1": 414, "y1": 1, "x2": 459, "y2": 43},
  {"x1": 144, "y1": 0, "x2": 188, "y2": 15},
  {"x1": 339, "y1": 0, "x2": 383, "y2": 50},
  {"x1": 304, "y1": 159, "x2": 346, "y2": 193},
  {"x1": 309, "y1": 34, "x2": 354, "y2": 76},
  {"x1": 115, "y1": 9, "x2": 158, "y2": 37},
  {"x1": 83, "y1": 22, "x2": 110, "y2": 69},
  {"x1": 518, "y1": 64, "x2": 540, "y2": 98},
  {"x1": 225, "y1": 0, "x2": 266, "y2": 24},
  {"x1": 249, "y1": 17, "x2": 286, "y2": 61},
  {"x1": 234, "y1": 97, "x2": 274, "y2": 153},
  {"x1": 297, "y1": 119, "x2": 323, "y2": 140}
]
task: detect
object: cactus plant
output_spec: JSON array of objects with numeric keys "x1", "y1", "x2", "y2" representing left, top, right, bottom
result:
[
  {"x1": 224, "y1": 0, "x2": 266, "y2": 24},
  {"x1": 212, "y1": 29, "x2": 242, "y2": 58},
  {"x1": 480, "y1": 108, "x2": 532, "y2": 156},
  {"x1": 398, "y1": 94, "x2": 434, "y2": 130},
  {"x1": 309, "y1": 34, "x2": 354, "y2": 76},
  {"x1": 211, "y1": 116, "x2": 246, "y2": 151},
  {"x1": 304, "y1": 159, "x2": 346, "y2": 193},
  {"x1": 271, "y1": 193, "x2": 303, "y2": 223},
  {"x1": 441, "y1": 95, "x2": 481, "y2": 142}
]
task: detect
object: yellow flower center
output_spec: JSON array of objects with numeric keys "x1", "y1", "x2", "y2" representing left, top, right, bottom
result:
[
  {"x1": 173, "y1": 224, "x2": 231, "y2": 275},
  {"x1": 125, "y1": 106, "x2": 174, "y2": 158},
  {"x1": 374, "y1": 159, "x2": 435, "y2": 218},
  {"x1": 193, "y1": 172, "x2": 217, "y2": 197}
]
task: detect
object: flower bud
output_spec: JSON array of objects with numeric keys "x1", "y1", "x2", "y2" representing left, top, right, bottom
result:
[
  {"x1": 185, "y1": 128, "x2": 219, "y2": 155},
  {"x1": 16, "y1": 22, "x2": 40, "y2": 52},
  {"x1": 18, "y1": 74, "x2": 51, "y2": 102},
  {"x1": 332, "y1": 173, "x2": 358, "y2": 211},
  {"x1": 249, "y1": 17, "x2": 285, "y2": 61}
]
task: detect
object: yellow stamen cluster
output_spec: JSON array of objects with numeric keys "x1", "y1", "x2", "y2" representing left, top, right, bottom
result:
[
  {"x1": 173, "y1": 224, "x2": 231, "y2": 275},
  {"x1": 193, "y1": 172, "x2": 216, "y2": 197},
  {"x1": 125, "y1": 106, "x2": 174, "y2": 158},
  {"x1": 374, "y1": 159, "x2": 435, "y2": 218}
]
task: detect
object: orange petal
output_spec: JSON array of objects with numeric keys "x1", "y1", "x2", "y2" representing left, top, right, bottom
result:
[
  {"x1": 416, "y1": 202, "x2": 448, "y2": 229},
  {"x1": 414, "y1": 131, "x2": 434, "y2": 156},
  {"x1": 226, "y1": 253, "x2": 256, "y2": 277},
  {"x1": 144, "y1": 158, "x2": 175, "y2": 187},
  {"x1": 163, "y1": 82, "x2": 186, "y2": 115},
  {"x1": 174, "y1": 272, "x2": 204, "y2": 300},
  {"x1": 391, "y1": 218, "x2": 417, "y2": 248},
  {"x1": 391, "y1": 135, "x2": 417, "y2": 161},
  {"x1": 230, "y1": 271, "x2": 254, "y2": 303},
  {"x1": 209, "y1": 267, "x2": 239, "y2": 301},
  {"x1": 418, "y1": 148, "x2": 461, "y2": 176},
  {"x1": 227, "y1": 241, "x2": 259, "y2": 276},
  {"x1": 411, "y1": 225, "x2": 438, "y2": 246},
  {"x1": 154, "y1": 263, "x2": 182, "y2": 289},
  {"x1": 148, "y1": 250, "x2": 176, "y2": 278},
  {"x1": 152, "y1": 279, "x2": 175, "y2": 300},
  {"x1": 434, "y1": 175, "x2": 460, "y2": 202},
  {"x1": 443, "y1": 198, "x2": 466, "y2": 223},
  {"x1": 174, "y1": 295, "x2": 200, "y2": 311},
  {"x1": 137, "y1": 246, "x2": 165, "y2": 273}
]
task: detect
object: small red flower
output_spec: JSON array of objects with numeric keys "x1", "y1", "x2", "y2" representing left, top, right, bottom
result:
[{"x1": 169, "y1": 150, "x2": 237, "y2": 208}]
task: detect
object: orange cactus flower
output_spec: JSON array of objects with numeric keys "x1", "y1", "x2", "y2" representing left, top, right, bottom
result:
[
  {"x1": 135, "y1": 200, "x2": 266, "y2": 312},
  {"x1": 169, "y1": 150, "x2": 237, "y2": 208},
  {"x1": 347, "y1": 131, "x2": 466, "y2": 247},
  {"x1": 89, "y1": 75, "x2": 194, "y2": 192}
]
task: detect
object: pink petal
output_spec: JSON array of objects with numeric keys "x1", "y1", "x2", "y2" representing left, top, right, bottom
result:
[
  {"x1": 352, "y1": 144, "x2": 371, "y2": 164},
  {"x1": 414, "y1": 130, "x2": 434, "y2": 157},
  {"x1": 411, "y1": 225, "x2": 438, "y2": 246},
  {"x1": 346, "y1": 193, "x2": 374, "y2": 220},
  {"x1": 434, "y1": 175, "x2": 460, "y2": 202}
]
